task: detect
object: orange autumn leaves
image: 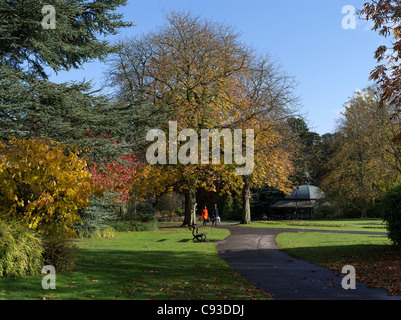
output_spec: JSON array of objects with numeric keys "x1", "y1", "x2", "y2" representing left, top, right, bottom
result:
[{"x1": 0, "y1": 137, "x2": 97, "y2": 236}]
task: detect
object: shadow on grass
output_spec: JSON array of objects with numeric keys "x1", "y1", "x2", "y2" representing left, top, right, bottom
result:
[{"x1": 0, "y1": 247, "x2": 266, "y2": 300}]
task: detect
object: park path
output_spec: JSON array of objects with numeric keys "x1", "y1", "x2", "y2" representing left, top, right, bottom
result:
[{"x1": 215, "y1": 225, "x2": 401, "y2": 300}]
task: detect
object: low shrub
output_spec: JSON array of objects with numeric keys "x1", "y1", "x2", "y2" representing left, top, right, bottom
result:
[
  {"x1": 116, "y1": 201, "x2": 155, "y2": 222},
  {"x1": 107, "y1": 220, "x2": 158, "y2": 232},
  {"x1": 77, "y1": 227, "x2": 115, "y2": 239},
  {"x1": 0, "y1": 220, "x2": 43, "y2": 278},
  {"x1": 158, "y1": 215, "x2": 183, "y2": 223},
  {"x1": 42, "y1": 236, "x2": 78, "y2": 273}
]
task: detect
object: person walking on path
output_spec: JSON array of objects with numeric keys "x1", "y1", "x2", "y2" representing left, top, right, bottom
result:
[
  {"x1": 201, "y1": 206, "x2": 209, "y2": 226},
  {"x1": 211, "y1": 204, "x2": 219, "y2": 226}
]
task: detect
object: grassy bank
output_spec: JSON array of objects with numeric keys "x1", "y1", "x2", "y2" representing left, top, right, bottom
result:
[{"x1": 0, "y1": 226, "x2": 271, "y2": 300}]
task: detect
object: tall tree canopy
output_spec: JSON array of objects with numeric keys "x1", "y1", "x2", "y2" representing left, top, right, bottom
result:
[
  {"x1": 321, "y1": 87, "x2": 401, "y2": 217},
  {"x1": 108, "y1": 12, "x2": 252, "y2": 225},
  {"x1": 287, "y1": 117, "x2": 328, "y2": 184},
  {"x1": 0, "y1": 66, "x2": 136, "y2": 163},
  {"x1": 0, "y1": 0, "x2": 137, "y2": 164},
  {"x1": 0, "y1": 0, "x2": 131, "y2": 79},
  {"x1": 108, "y1": 11, "x2": 298, "y2": 224}
]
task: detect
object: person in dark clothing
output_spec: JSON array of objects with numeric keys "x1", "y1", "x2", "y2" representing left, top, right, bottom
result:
[{"x1": 211, "y1": 204, "x2": 219, "y2": 226}]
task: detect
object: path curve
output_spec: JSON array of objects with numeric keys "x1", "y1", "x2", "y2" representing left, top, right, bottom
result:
[{"x1": 215, "y1": 225, "x2": 401, "y2": 300}]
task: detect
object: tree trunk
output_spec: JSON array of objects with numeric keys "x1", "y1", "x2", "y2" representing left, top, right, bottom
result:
[
  {"x1": 241, "y1": 176, "x2": 251, "y2": 224},
  {"x1": 361, "y1": 199, "x2": 368, "y2": 218},
  {"x1": 182, "y1": 178, "x2": 197, "y2": 226}
]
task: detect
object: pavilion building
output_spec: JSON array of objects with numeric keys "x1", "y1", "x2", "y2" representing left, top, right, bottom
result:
[{"x1": 270, "y1": 180, "x2": 324, "y2": 220}]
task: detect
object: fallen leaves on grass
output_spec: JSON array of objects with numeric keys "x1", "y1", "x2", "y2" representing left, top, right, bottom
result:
[
  {"x1": 120, "y1": 271, "x2": 272, "y2": 300},
  {"x1": 325, "y1": 246, "x2": 401, "y2": 296}
]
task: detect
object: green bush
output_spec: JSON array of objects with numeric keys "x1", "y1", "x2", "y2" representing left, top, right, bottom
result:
[
  {"x1": 0, "y1": 220, "x2": 43, "y2": 278},
  {"x1": 107, "y1": 220, "x2": 158, "y2": 232},
  {"x1": 110, "y1": 200, "x2": 158, "y2": 231},
  {"x1": 75, "y1": 195, "x2": 116, "y2": 235},
  {"x1": 42, "y1": 236, "x2": 78, "y2": 273},
  {"x1": 382, "y1": 182, "x2": 401, "y2": 247}
]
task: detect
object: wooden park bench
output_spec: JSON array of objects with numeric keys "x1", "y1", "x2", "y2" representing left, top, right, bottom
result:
[{"x1": 189, "y1": 224, "x2": 207, "y2": 242}]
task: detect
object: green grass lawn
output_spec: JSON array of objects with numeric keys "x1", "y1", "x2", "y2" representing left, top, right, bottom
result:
[
  {"x1": 236, "y1": 219, "x2": 386, "y2": 232},
  {"x1": 0, "y1": 226, "x2": 271, "y2": 300}
]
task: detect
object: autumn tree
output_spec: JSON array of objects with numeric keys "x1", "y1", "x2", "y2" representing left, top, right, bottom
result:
[
  {"x1": 239, "y1": 126, "x2": 295, "y2": 224},
  {"x1": 321, "y1": 87, "x2": 401, "y2": 217},
  {"x1": 107, "y1": 12, "x2": 251, "y2": 225},
  {"x1": 225, "y1": 53, "x2": 299, "y2": 224},
  {"x1": 0, "y1": 137, "x2": 96, "y2": 237},
  {"x1": 88, "y1": 153, "x2": 137, "y2": 203},
  {"x1": 360, "y1": 1, "x2": 401, "y2": 141},
  {"x1": 108, "y1": 12, "x2": 298, "y2": 225}
]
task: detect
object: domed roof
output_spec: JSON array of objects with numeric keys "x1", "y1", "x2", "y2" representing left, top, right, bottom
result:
[{"x1": 285, "y1": 185, "x2": 324, "y2": 200}]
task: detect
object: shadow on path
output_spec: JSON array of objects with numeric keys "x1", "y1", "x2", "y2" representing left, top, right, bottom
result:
[{"x1": 215, "y1": 225, "x2": 401, "y2": 300}]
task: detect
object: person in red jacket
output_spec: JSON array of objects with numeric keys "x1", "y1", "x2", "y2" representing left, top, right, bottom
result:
[{"x1": 201, "y1": 206, "x2": 209, "y2": 226}]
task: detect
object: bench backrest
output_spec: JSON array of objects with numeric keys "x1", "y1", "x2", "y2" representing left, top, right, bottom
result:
[{"x1": 189, "y1": 224, "x2": 199, "y2": 236}]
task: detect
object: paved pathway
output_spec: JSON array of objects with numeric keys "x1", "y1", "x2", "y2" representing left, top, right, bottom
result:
[{"x1": 215, "y1": 225, "x2": 401, "y2": 300}]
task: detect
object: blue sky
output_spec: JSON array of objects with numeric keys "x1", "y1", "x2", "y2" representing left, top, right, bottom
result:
[{"x1": 49, "y1": 0, "x2": 388, "y2": 135}]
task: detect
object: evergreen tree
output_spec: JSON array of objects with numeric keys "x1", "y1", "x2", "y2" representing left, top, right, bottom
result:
[
  {"x1": 75, "y1": 194, "x2": 118, "y2": 236},
  {"x1": 0, "y1": 0, "x2": 137, "y2": 161},
  {"x1": 0, "y1": 0, "x2": 131, "y2": 79},
  {"x1": 0, "y1": 65, "x2": 135, "y2": 163}
]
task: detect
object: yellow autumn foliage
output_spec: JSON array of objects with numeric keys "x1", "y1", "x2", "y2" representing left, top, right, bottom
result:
[{"x1": 0, "y1": 137, "x2": 96, "y2": 237}]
